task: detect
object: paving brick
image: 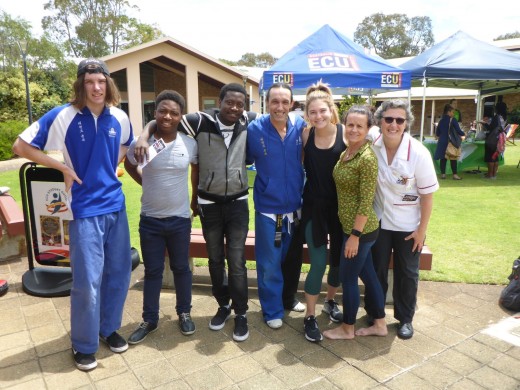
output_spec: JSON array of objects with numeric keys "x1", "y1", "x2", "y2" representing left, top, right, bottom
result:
[
  {"x1": 467, "y1": 365, "x2": 519, "y2": 390},
  {"x1": 410, "y1": 360, "x2": 462, "y2": 388},
  {"x1": 184, "y1": 364, "x2": 233, "y2": 389},
  {"x1": 431, "y1": 348, "x2": 482, "y2": 376},
  {"x1": 133, "y1": 358, "x2": 181, "y2": 388}
]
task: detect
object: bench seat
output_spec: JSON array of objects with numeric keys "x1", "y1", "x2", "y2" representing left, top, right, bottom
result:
[{"x1": 188, "y1": 228, "x2": 432, "y2": 271}]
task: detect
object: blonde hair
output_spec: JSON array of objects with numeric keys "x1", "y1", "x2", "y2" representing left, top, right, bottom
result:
[{"x1": 304, "y1": 81, "x2": 339, "y2": 125}]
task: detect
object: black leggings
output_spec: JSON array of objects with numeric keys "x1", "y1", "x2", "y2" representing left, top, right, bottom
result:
[{"x1": 440, "y1": 158, "x2": 457, "y2": 174}]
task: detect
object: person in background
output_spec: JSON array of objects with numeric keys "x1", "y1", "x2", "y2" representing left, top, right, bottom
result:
[
  {"x1": 367, "y1": 99, "x2": 439, "y2": 340},
  {"x1": 483, "y1": 101, "x2": 508, "y2": 179},
  {"x1": 367, "y1": 105, "x2": 381, "y2": 142},
  {"x1": 433, "y1": 104, "x2": 465, "y2": 180},
  {"x1": 13, "y1": 58, "x2": 133, "y2": 371},
  {"x1": 0, "y1": 280, "x2": 8, "y2": 296},
  {"x1": 134, "y1": 83, "x2": 256, "y2": 342},
  {"x1": 323, "y1": 105, "x2": 387, "y2": 340},
  {"x1": 300, "y1": 82, "x2": 345, "y2": 342},
  {"x1": 246, "y1": 83, "x2": 306, "y2": 329},
  {"x1": 125, "y1": 90, "x2": 198, "y2": 343},
  {"x1": 290, "y1": 101, "x2": 304, "y2": 117},
  {"x1": 450, "y1": 99, "x2": 462, "y2": 122}
]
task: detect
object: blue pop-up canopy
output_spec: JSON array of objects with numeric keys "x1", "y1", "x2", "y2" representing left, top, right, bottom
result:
[
  {"x1": 261, "y1": 24, "x2": 411, "y2": 95},
  {"x1": 401, "y1": 31, "x2": 520, "y2": 95},
  {"x1": 401, "y1": 31, "x2": 520, "y2": 138}
]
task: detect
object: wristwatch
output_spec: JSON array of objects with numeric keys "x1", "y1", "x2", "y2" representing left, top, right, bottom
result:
[{"x1": 351, "y1": 229, "x2": 362, "y2": 237}]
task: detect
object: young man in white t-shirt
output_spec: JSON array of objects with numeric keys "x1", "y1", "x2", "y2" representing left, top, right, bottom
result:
[{"x1": 125, "y1": 90, "x2": 198, "y2": 343}]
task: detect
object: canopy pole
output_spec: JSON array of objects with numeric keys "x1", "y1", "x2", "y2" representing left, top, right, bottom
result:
[
  {"x1": 419, "y1": 77, "x2": 427, "y2": 141},
  {"x1": 430, "y1": 100, "x2": 436, "y2": 136},
  {"x1": 476, "y1": 88, "x2": 482, "y2": 123}
]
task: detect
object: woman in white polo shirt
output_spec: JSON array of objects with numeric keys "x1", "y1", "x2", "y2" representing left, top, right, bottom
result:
[{"x1": 367, "y1": 99, "x2": 439, "y2": 340}]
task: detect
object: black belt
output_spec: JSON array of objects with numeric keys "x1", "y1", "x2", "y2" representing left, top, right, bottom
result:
[
  {"x1": 274, "y1": 211, "x2": 299, "y2": 247},
  {"x1": 275, "y1": 214, "x2": 283, "y2": 247}
]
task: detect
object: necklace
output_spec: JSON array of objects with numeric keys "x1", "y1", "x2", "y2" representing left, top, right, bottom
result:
[{"x1": 345, "y1": 142, "x2": 365, "y2": 161}]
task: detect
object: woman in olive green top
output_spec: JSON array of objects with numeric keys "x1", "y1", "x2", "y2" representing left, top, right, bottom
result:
[{"x1": 323, "y1": 105, "x2": 387, "y2": 340}]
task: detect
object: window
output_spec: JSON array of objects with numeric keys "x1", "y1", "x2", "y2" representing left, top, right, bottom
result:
[{"x1": 202, "y1": 97, "x2": 217, "y2": 110}]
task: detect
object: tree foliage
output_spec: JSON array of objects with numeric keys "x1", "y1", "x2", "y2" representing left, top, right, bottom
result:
[
  {"x1": 354, "y1": 13, "x2": 434, "y2": 58},
  {"x1": 0, "y1": 11, "x2": 75, "y2": 123},
  {"x1": 495, "y1": 31, "x2": 520, "y2": 40},
  {"x1": 222, "y1": 52, "x2": 277, "y2": 67},
  {"x1": 337, "y1": 95, "x2": 367, "y2": 120},
  {"x1": 42, "y1": 0, "x2": 163, "y2": 58}
]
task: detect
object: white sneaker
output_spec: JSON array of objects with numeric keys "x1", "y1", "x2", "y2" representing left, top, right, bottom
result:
[
  {"x1": 291, "y1": 301, "x2": 306, "y2": 312},
  {"x1": 266, "y1": 319, "x2": 283, "y2": 329}
]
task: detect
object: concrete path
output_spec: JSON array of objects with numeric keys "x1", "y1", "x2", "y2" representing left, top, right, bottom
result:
[{"x1": 0, "y1": 258, "x2": 519, "y2": 389}]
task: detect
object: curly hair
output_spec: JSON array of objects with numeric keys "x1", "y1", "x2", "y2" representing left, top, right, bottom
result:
[{"x1": 374, "y1": 99, "x2": 414, "y2": 132}]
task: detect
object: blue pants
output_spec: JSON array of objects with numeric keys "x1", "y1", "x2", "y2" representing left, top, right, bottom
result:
[
  {"x1": 69, "y1": 210, "x2": 131, "y2": 354},
  {"x1": 339, "y1": 234, "x2": 385, "y2": 325},
  {"x1": 255, "y1": 212, "x2": 293, "y2": 321},
  {"x1": 199, "y1": 200, "x2": 249, "y2": 314},
  {"x1": 139, "y1": 215, "x2": 192, "y2": 323}
]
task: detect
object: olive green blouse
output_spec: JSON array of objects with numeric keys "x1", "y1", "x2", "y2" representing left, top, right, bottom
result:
[{"x1": 333, "y1": 141, "x2": 379, "y2": 236}]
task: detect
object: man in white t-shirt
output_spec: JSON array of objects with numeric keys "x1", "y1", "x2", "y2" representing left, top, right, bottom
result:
[{"x1": 125, "y1": 90, "x2": 198, "y2": 343}]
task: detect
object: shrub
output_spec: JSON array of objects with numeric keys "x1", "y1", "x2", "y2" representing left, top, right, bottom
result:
[
  {"x1": 337, "y1": 95, "x2": 367, "y2": 121},
  {"x1": 0, "y1": 120, "x2": 27, "y2": 161}
]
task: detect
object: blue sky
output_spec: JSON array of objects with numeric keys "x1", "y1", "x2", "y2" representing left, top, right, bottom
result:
[{"x1": 2, "y1": 0, "x2": 518, "y2": 61}]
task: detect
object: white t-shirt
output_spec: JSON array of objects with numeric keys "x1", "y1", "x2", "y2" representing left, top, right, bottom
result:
[
  {"x1": 127, "y1": 133, "x2": 198, "y2": 218},
  {"x1": 371, "y1": 132, "x2": 439, "y2": 232}
]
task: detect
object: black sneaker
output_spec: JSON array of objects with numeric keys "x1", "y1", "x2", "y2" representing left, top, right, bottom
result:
[
  {"x1": 209, "y1": 306, "x2": 231, "y2": 330},
  {"x1": 72, "y1": 348, "x2": 97, "y2": 371},
  {"x1": 99, "y1": 331, "x2": 128, "y2": 353},
  {"x1": 128, "y1": 322, "x2": 158, "y2": 345},
  {"x1": 304, "y1": 315, "x2": 323, "y2": 342},
  {"x1": 322, "y1": 299, "x2": 343, "y2": 323},
  {"x1": 179, "y1": 313, "x2": 195, "y2": 335},
  {"x1": 233, "y1": 315, "x2": 249, "y2": 342}
]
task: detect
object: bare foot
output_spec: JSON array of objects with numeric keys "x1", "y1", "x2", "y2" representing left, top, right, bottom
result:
[
  {"x1": 355, "y1": 324, "x2": 388, "y2": 337},
  {"x1": 323, "y1": 325, "x2": 355, "y2": 340}
]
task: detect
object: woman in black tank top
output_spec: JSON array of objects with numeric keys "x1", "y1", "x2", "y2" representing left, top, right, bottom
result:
[{"x1": 300, "y1": 82, "x2": 346, "y2": 342}]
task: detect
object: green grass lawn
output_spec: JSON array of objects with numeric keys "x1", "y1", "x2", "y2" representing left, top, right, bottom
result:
[{"x1": 2, "y1": 145, "x2": 519, "y2": 285}]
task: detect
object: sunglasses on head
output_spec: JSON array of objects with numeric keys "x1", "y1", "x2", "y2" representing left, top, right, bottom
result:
[{"x1": 383, "y1": 116, "x2": 406, "y2": 125}]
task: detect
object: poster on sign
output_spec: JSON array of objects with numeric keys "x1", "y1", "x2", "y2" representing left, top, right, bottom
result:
[{"x1": 30, "y1": 181, "x2": 73, "y2": 266}]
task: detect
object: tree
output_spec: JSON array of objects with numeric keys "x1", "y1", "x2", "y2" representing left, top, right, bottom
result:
[
  {"x1": 495, "y1": 31, "x2": 520, "y2": 40},
  {"x1": 221, "y1": 52, "x2": 277, "y2": 67},
  {"x1": 354, "y1": 13, "x2": 434, "y2": 58},
  {"x1": 0, "y1": 11, "x2": 74, "y2": 122},
  {"x1": 0, "y1": 11, "x2": 33, "y2": 68},
  {"x1": 42, "y1": 0, "x2": 163, "y2": 58},
  {"x1": 337, "y1": 95, "x2": 367, "y2": 120}
]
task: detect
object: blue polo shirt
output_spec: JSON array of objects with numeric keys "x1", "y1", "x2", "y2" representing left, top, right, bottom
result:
[{"x1": 19, "y1": 103, "x2": 133, "y2": 219}]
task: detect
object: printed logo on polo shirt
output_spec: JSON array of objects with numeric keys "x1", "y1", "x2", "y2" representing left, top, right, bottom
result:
[
  {"x1": 78, "y1": 121, "x2": 86, "y2": 142},
  {"x1": 402, "y1": 194, "x2": 418, "y2": 202},
  {"x1": 108, "y1": 128, "x2": 117, "y2": 137}
]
